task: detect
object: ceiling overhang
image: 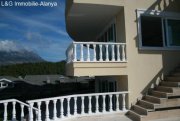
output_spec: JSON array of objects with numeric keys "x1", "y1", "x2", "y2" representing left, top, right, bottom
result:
[{"x1": 65, "y1": 1, "x2": 123, "y2": 42}]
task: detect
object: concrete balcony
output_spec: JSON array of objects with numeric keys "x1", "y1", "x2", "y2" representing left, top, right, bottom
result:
[{"x1": 66, "y1": 42, "x2": 127, "y2": 76}]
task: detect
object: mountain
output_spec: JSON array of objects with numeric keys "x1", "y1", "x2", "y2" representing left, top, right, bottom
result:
[{"x1": 0, "y1": 50, "x2": 44, "y2": 65}]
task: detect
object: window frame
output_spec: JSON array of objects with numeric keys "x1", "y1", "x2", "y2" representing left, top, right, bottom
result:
[{"x1": 137, "y1": 9, "x2": 180, "y2": 50}]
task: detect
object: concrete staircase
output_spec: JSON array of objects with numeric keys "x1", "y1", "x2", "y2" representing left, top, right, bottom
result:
[{"x1": 127, "y1": 67, "x2": 180, "y2": 121}]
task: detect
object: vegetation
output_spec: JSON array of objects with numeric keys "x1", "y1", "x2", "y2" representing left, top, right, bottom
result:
[{"x1": 0, "y1": 61, "x2": 65, "y2": 77}]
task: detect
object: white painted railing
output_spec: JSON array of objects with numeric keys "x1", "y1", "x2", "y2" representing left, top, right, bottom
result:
[
  {"x1": 66, "y1": 42, "x2": 127, "y2": 63},
  {"x1": 0, "y1": 99, "x2": 38, "y2": 121},
  {"x1": 27, "y1": 91, "x2": 129, "y2": 121}
]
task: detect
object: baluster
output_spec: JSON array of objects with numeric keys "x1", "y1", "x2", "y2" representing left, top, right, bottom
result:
[
  {"x1": 60, "y1": 99, "x2": 64, "y2": 118},
  {"x1": 53, "y1": 100, "x2": 57, "y2": 120},
  {"x1": 20, "y1": 104, "x2": 24, "y2": 121},
  {"x1": 80, "y1": 44, "x2": 84, "y2": 61},
  {"x1": 99, "y1": 44, "x2": 103, "y2": 61},
  {"x1": 3, "y1": 103, "x2": 8, "y2": 121},
  {"x1": 45, "y1": 101, "x2": 50, "y2": 121},
  {"x1": 111, "y1": 44, "x2": 115, "y2": 61},
  {"x1": 12, "y1": 101, "x2": 16, "y2": 120},
  {"x1": 95, "y1": 96, "x2": 99, "y2": 113},
  {"x1": 117, "y1": 45, "x2": 120, "y2": 61},
  {"x1": 87, "y1": 44, "x2": 90, "y2": 61},
  {"x1": 102, "y1": 95, "x2": 106, "y2": 113},
  {"x1": 74, "y1": 43, "x2": 77, "y2": 62},
  {"x1": 122, "y1": 94, "x2": 126, "y2": 111},
  {"x1": 116, "y1": 94, "x2": 119, "y2": 111},
  {"x1": 93, "y1": 44, "x2": 97, "y2": 62},
  {"x1": 37, "y1": 102, "x2": 42, "y2": 121},
  {"x1": 74, "y1": 97, "x2": 77, "y2": 116},
  {"x1": 29, "y1": 103, "x2": 34, "y2": 121},
  {"x1": 105, "y1": 44, "x2": 109, "y2": 61},
  {"x1": 81, "y1": 97, "x2": 85, "y2": 114},
  {"x1": 122, "y1": 44, "x2": 126, "y2": 61},
  {"x1": 67, "y1": 98, "x2": 70, "y2": 117},
  {"x1": 109, "y1": 95, "x2": 113, "y2": 112},
  {"x1": 88, "y1": 96, "x2": 92, "y2": 114}
]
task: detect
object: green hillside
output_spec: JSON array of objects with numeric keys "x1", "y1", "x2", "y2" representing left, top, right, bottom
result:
[{"x1": 0, "y1": 61, "x2": 65, "y2": 77}]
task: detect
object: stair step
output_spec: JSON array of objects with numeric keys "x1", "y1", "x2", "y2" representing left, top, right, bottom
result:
[
  {"x1": 155, "y1": 86, "x2": 173, "y2": 93},
  {"x1": 150, "y1": 90, "x2": 168, "y2": 98},
  {"x1": 127, "y1": 110, "x2": 144, "y2": 121},
  {"x1": 136, "y1": 103, "x2": 154, "y2": 112},
  {"x1": 143, "y1": 95, "x2": 161, "y2": 104},
  {"x1": 138, "y1": 100, "x2": 155, "y2": 109},
  {"x1": 166, "y1": 77, "x2": 180, "y2": 82},
  {"x1": 160, "y1": 81, "x2": 180, "y2": 87},
  {"x1": 133, "y1": 105, "x2": 148, "y2": 115},
  {"x1": 157, "y1": 98, "x2": 180, "y2": 109},
  {"x1": 171, "y1": 72, "x2": 180, "y2": 76}
]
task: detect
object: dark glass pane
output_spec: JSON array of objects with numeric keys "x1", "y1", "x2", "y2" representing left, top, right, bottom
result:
[
  {"x1": 141, "y1": 16, "x2": 163, "y2": 47},
  {"x1": 167, "y1": 19, "x2": 180, "y2": 46}
]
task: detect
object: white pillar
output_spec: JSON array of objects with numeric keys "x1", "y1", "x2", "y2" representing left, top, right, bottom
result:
[
  {"x1": 3, "y1": 103, "x2": 8, "y2": 121},
  {"x1": 37, "y1": 102, "x2": 42, "y2": 121},
  {"x1": 99, "y1": 44, "x2": 103, "y2": 61},
  {"x1": 45, "y1": 101, "x2": 50, "y2": 121},
  {"x1": 95, "y1": 96, "x2": 99, "y2": 113},
  {"x1": 74, "y1": 97, "x2": 77, "y2": 116},
  {"x1": 93, "y1": 44, "x2": 97, "y2": 62},
  {"x1": 20, "y1": 104, "x2": 25, "y2": 121},
  {"x1": 81, "y1": 97, "x2": 85, "y2": 114},
  {"x1": 111, "y1": 45, "x2": 115, "y2": 61},
  {"x1": 29, "y1": 103, "x2": 34, "y2": 121},
  {"x1": 105, "y1": 44, "x2": 109, "y2": 61},
  {"x1": 122, "y1": 45, "x2": 126, "y2": 61},
  {"x1": 60, "y1": 99, "x2": 64, "y2": 119},
  {"x1": 74, "y1": 44, "x2": 77, "y2": 62},
  {"x1": 109, "y1": 95, "x2": 113, "y2": 112},
  {"x1": 80, "y1": 44, "x2": 84, "y2": 61},
  {"x1": 116, "y1": 94, "x2": 119, "y2": 111},
  {"x1": 117, "y1": 45, "x2": 120, "y2": 61},
  {"x1": 53, "y1": 100, "x2": 57, "y2": 120},
  {"x1": 12, "y1": 101, "x2": 16, "y2": 120},
  {"x1": 87, "y1": 44, "x2": 90, "y2": 61},
  {"x1": 102, "y1": 95, "x2": 106, "y2": 113},
  {"x1": 122, "y1": 94, "x2": 126, "y2": 111},
  {"x1": 67, "y1": 98, "x2": 70, "y2": 117},
  {"x1": 88, "y1": 96, "x2": 92, "y2": 114}
]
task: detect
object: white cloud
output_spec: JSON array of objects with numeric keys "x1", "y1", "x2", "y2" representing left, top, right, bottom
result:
[
  {"x1": 0, "y1": 40, "x2": 24, "y2": 52},
  {"x1": 0, "y1": 9, "x2": 68, "y2": 36}
]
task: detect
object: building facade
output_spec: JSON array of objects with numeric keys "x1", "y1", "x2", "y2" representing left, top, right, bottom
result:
[{"x1": 65, "y1": 0, "x2": 180, "y2": 107}]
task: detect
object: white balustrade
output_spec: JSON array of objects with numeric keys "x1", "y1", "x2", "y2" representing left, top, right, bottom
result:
[
  {"x1": 25, "y1": 91, "x2": 129, "y2": 120},
  {"x1": 66, "y1": 42, "x2": 127, "y2": 63},
  {"x1": 0, "y1": 99, "x2": 38, "y2": 121}
]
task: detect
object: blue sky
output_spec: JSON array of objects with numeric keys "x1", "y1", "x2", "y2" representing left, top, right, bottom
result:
[{"x1": 0, "y1": 0, "x2": 72, "y2": 62}]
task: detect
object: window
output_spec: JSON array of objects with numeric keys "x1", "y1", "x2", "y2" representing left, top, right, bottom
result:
[
  {"x1": 141, "y1": 16, "x2": 163, "y2": 47},
  {"x1": 137, "y1": 9, "x2": 180, "y2": 49},
  {"x1": 167, "y1": 19, "x2": 180, "y2": 46},
  {"x1": 0, "y1": 82, "x2": 8, "y2": 88}
]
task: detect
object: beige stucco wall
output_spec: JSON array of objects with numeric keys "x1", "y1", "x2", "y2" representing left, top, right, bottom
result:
[{"x1": 122, "y1": 0, "x2": 180, "y2": 105}]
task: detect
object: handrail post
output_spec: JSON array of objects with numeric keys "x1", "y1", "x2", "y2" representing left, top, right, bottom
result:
[
  {"x1": 12, "y1": 101, "x2": 16, "y2": 121},
  {"x1": 37, "y1": 102, "x2": 42, "y2": 121},
  {"x1": 3, "y1": 102, "x2": 8, "y2": 121},
  {"x1": 122, "y1": 94, "x2": 126, "y2": 111}
]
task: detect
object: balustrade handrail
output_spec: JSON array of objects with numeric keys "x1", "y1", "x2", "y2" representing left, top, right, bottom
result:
[
  {"x1": 0, "y1": 99, "x2": 38, "y2": 111},
  {"x1": 72, "y1": 41, "x2": 126, "y2": 45},
  {"x1": 66, "y1": 41, "x2": 127, "y2": 63},
  {"x1": 27, "y1": 91, "x2": 129, "y2": 103}
]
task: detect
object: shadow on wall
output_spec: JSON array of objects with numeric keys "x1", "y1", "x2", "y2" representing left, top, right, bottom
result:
[{"x1": 141, "y1": 69, "x2": 163, "y2": 95}]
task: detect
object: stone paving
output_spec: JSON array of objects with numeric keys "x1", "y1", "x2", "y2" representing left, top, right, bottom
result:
[{"x1": 67, "y1": 113, "x2": 180, "y2": 121}]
